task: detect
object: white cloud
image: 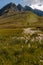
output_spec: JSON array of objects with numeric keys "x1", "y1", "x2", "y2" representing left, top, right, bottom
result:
[
  {"x1": 23, "y1": 0, "x2": 43, "y2": 11},
  {"x1": 30, "y1": 4, "x2": 43, "y2": 11}
]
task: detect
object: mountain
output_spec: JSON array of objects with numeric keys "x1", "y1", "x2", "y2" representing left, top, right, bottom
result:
[
  {"x1": 24, "y1": 5, "x2": 43, "y2": 16},
  {"x1": 24, "y1": 5, "x2": 32, "y2": 11},
  {"x1": 0, "y1": 2, "x2": 18, "y2": 16},
  {"x1": 0, "y1": 2, "x2": 43, "y2": 16},
  {"x1": 0, "y1": 2, "x2": 43, "y2": 28},
  {"x1": 33, "y1": 9, "x2": 43, "y2": 16},
  {"x1": 24, "y1": 6, "x2": 43, "y2": 16},
  {"x1": 30, "y1": 4, "x2": 43, "y2": 16},
  {"x1": 17, "y1": 4, "x2": 24, "y2": 11}
]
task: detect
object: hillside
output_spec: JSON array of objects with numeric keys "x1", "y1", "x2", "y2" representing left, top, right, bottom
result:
[
  {"x1": 0, "y1": 11, "x2": 43, "y2": 29},
  {"x1": 0, "y1": 11, "x2": 39, "y2": 28}
]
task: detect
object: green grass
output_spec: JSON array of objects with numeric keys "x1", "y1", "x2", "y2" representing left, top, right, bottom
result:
[{"x1": 0, "y1": 29, "x2": 43, "y2": 65}]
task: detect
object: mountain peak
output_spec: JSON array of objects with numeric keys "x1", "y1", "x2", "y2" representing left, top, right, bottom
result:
[
  {"x1": 7, "y1": 2, "x2": 16, "y2": 7},
  {"x1": 17, "y1": 4, "x2": 24, "y2": 11},
  {"x1": 9, "y1": 2, "x2": 14, "y2": 4},
  {"x1": 0, "y1": 2, "x2": 18, "y2": 16},
  {"x1": 0, "y1": 2, "x2": 43, "y2": 16},
  {"x1": 4, "y1": 2, "x2": 17, "y2": 10}
]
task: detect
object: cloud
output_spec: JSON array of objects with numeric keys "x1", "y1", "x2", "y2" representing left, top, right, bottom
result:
[
  {"x1": 30, "y1": 4, "x2": 43, "y2": 11},
  {"x1": 23, "y1": 0, "x2": 43, "y2": 5}
]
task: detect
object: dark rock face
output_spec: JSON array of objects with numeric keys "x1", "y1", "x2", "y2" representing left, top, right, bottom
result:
[
  {"x1": 33, "y1": 9, "x2": 43, "y2": 16},
  {"x1": 17, "y1": 4, "x2": 24, "y2": 11},
  {"x1": 0, "y1": 2, "x2": 18, "y2": 16},
  {"x1": 24, "y1": 6, "x2": 32, "y2": 11}
]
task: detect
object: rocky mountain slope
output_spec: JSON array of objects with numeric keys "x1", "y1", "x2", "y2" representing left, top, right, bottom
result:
[{"x1": 0, "y1": 2, "x2": 43, "y2": 29}]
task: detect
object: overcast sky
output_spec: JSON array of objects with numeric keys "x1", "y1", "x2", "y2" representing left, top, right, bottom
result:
[{"x1": 23, "y1": 0, "x2": 43, "y2": 5}]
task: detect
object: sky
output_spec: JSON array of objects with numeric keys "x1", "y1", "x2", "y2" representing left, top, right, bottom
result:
[{"x1": 0, "y1": 0, "x2": 43, "y2": 11}]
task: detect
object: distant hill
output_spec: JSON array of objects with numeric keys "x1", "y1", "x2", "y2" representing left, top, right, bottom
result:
[
  {"x1": 33, "y1": 9, "x2": 43, "y2": 16},
  {"x1": 24, "y1": 6, "x2": 43, "y2": 16}
]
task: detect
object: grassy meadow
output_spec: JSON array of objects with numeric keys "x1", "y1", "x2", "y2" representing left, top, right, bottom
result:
[{"x1": 0, "y1": 28, "x2": 43, "y2": 65}]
